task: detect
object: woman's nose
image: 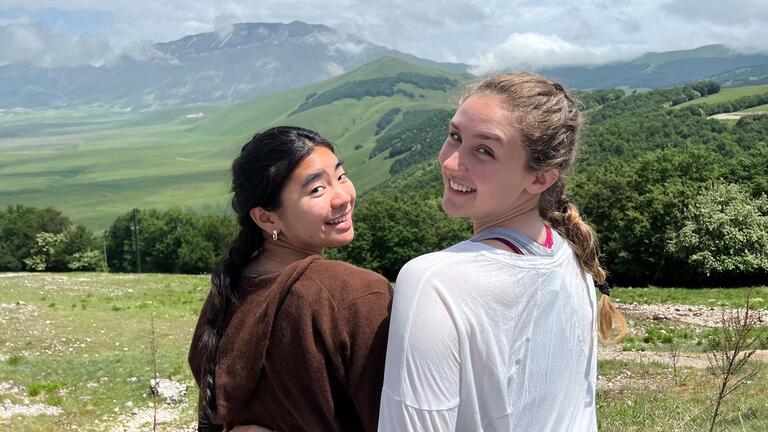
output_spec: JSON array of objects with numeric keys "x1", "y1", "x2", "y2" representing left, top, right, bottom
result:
[
  {"x1": 331, "y1": 185, "x2": 353, "y2": 208},
  {"x1": 440, "y1": 146, "x2": 463, "y2": 172}
]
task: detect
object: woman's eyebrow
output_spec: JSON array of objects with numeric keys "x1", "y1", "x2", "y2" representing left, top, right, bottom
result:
[
  {"x1": 301, "y1": 171, "x2": 328, "y2": 189},
  {"x1": 474, "y1": 132, "x2": 503, "y2": 143},
  {"x1": 301, "y1": 160, "x2": 344, "y2": 188},
  {"x1": 451, "y1": 121, "x2": 502, "y2": 143}
]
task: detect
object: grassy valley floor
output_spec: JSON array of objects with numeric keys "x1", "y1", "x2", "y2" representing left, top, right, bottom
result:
[{"x1": 0, "y1": 273, "x2": 766, "y2": 431}]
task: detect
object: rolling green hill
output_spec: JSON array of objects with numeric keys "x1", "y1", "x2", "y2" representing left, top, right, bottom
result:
[
  {"x1": 186, "y1": 56, "x2": 469, "y2": 190},
  {"x1": 540, "y1": 44, "x2": 768, "y2": 91},
  {"x1": 630, "y1": 44, "x2": 737, "y2": 67},
  {"x1": 744, "y1": 104, "x2": 768, "y2": 112},
  {"x1": 0, "y1": 57, "x2": 470, "y2": 230},
  {"x1": 675, "y1": 84, "x2": 768, "y2": 107}
]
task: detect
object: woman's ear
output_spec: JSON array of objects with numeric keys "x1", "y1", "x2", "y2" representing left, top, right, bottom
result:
[
  {"x1": 249, "y1": 207, "x2": 280, "y2": 234},
  {"x1": 526, "y1": 168, "x2": 560, "y2": 194}
]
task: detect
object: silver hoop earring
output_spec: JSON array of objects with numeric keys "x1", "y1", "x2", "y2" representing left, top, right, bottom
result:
[{"x1": 271, "y1": 229, "x2": 279, "y2": 241}]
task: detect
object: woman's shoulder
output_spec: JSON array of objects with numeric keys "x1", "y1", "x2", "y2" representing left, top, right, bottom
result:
[
  {"x1": 306, "y1": 258, "x2": 387, "y2": 283},
  {"x1": 395, "y1": 241, "x2": 479, "y2": 287},
  {"x1": 400, "y1": 241, "x2": 478, "y2": 272},
  {"x1": 300, "y1": 258, "x2": 391, "y2": 305}
]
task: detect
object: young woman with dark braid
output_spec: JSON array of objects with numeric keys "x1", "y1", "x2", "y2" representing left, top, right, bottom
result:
[
  {"x1": 188, "y1": 126, "x2": 391, "y2": 432},
  {"x1": 378, "y1": 73, "x2": 626, "y2": 431}
]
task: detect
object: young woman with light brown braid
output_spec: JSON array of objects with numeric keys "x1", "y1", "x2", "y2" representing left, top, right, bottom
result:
[{"x1": 378, "y1": 72, "x2": 626, "y2": 431}]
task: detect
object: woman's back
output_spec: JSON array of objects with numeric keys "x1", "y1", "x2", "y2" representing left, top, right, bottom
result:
[
  {"x1": 190, "y1": 256, "x2": 391, "y2": 431},
  {"x1": 379, "y1": 232, "x2": 597, "y2": 431}
]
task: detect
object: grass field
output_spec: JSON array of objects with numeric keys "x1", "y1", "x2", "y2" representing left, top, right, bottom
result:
[
  {"x1": 676, "y1": 84, "x2": 768, "y2": 108},
  {"x1": 0, "y1": 58, "x2": 466, "y2": 231},
  {"x1": 611, "y1": 286, "x2": 768, "y2": 309},
  {"x1": 597, "y1": 359, "x2": 767, "y2": 431},
  {"x1": 744, "y1": 104, "x2": 768, "y2": 112},
  {"x1": 0, "y1": 272, "x2": 766, "y2": 431},
  {"x1": 0, "y1": 107, "x2": 237, "y2": 229},
  {"x1": 0, "y1": 272, "x2": 206, "y2": 431}
]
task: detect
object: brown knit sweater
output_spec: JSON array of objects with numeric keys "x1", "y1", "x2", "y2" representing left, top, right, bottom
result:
[{"x1": 189, "y1": 255, "x2": 392, "y2": 431}]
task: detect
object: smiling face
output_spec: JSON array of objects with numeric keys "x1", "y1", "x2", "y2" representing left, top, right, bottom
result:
[
  {"x1": 271, "y1": 145, "x2": 356, "y2": 251},
  {"x1": 439, "y1": 94, "x2": 540, "y2": 225}
]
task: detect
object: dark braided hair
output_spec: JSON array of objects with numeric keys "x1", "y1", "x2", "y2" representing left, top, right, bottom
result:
[{"x1": 196, "y1": 126, "x2": 333, "y2": 425}]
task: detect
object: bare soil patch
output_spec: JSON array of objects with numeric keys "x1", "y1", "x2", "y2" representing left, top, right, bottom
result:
[
  {"x1": 0, "y1": 381, "x2": 62, "y2": 422},
  {"x1": 616, "y1": 303, "x2": 766, "y2": 327}
]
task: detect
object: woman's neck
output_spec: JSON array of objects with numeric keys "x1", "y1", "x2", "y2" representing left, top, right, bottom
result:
[
  {"x1": 244, "y1": 239, "x2": 322, "y2": 274},
  {"x1": 472, "y1": 198, "x2": 547, "y2": 244}
]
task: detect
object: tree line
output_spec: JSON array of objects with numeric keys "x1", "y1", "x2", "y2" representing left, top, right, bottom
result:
[
  {"x1": 290, "y1": 72, "x2": 457, "y2": 115},
  {"x1": 0, "y1": 206, "x2": 235, "y2": 274}
]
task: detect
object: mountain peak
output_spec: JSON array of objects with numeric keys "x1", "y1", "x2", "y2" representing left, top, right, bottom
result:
[
  {"x1": 153, "y1": 21, "x2": 344, "y2": 57},
  {"x1": 0, "y1": 21, "x2": 468, "y2": 109},
  {"x1": 350, "y1": 56, "x2": 448, "y2": 77},
  {"x1": 226, "y1": 21, "x2": 335, "y2": 38}
]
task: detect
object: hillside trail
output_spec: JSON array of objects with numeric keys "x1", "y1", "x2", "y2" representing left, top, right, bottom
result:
[
  {"x1": 600, "y1": 302, "x2": 768, "y2": 368},
  {"x1": 599, "y1": 345, "x2": 768, "y2": 368}
]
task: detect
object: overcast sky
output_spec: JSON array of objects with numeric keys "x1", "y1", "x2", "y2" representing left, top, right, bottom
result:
[{"x1": 0, "y1": 0, "x2": 766, "y2": 70}]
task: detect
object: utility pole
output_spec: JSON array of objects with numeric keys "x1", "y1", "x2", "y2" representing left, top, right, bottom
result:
[
  {"x1": 132, "y1": 209, "x2": 142, "y2": 273},
  {"x1": 102, "y1": 231, "x2": 109, "y2": 272}
]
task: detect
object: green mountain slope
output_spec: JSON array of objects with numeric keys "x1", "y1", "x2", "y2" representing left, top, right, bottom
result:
[
  {"x1": 630, "y1": 44, "x2": 737, "y2": 67},
  {"x1": 190, "y1": 56, "x2": 469, "y2": 189},
  {"x1": 0, "y1": 57, "x2": 469, "y2": 229},
  {"x1": 540, "y1": 45, "x2": 768, "y2": 90},
  {"x1": 676, "y1": 84, "x2": 768, "y2": 108}
]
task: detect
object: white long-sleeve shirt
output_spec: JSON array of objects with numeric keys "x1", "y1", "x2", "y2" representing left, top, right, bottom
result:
[{"x1": 378, "y1": 229, "x2": 598, "y2": 431}]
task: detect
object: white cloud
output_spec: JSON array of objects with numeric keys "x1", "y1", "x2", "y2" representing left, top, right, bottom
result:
[
  {"x1": 471, "y1": 33, "x2": 645, "y2": 73},
  {"x1": 116, "y1": 39, "x2": 163, "y2": 63},
  {"x1": 469, "y1": 0, "x2": 768, "y2": 71},
  {"x1": 0, "y1": 21, "x2": 112, "y2": 67},
  {"x1": 0, "y1": 0, "x2": 765, "y2": 69},
  {"x1": 663, "y1": 0, "x2": 768, "y2": 25},
  {"x1": 305, "y1": 30, "x2": 369, "y2": 56},
  {"x1": 214, "y1": 14, "x2": 239, "y2": 39},
  {"x1": 325, "y1": 61, "x2": 345, "y2": 76}
]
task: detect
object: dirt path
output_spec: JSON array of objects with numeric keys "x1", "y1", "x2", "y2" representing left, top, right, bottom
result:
[
  {"x1": 602, "y1": 302, "x2": 768, "y2": 368},
  {"x1": 599, "y1": 344, "x2": 768, "y2": 368},
  {"x1": 616, "y1": 303, "x2": 767, "y2": 328},
  {"x1": 709, "y1": 111, "x2": 768, "y2": 120}
]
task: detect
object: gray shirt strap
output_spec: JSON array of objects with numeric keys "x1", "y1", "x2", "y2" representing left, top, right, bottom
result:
[{"x1": 471, "y1": 226, "x2": 560, "y2": 257}]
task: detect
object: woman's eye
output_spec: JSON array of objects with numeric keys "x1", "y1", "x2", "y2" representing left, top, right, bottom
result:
[
  {"x1": 449, "y1": 132, "x2": 462, "y2": 143},
  {"x1": 338, "y1": 172, "x2": 348, "y2": 182},
  {"x1": 310, "y1": 186, "x2": 325, "y2": 195},
  {"x1": 477, "y1": 147, "x2": 493, "y2": 157}
]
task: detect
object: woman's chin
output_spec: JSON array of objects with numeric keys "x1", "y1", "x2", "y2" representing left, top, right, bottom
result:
[
  {"x1": 440, "y1": 198, "x2": 467, "y2": 218},
  {"x1": 327, "y1": 228, "x2": 355, "y2": 248}
]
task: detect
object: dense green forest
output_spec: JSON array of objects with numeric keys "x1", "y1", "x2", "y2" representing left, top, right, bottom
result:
[
  {"x1": 0, "y1": 206, "x2": 103, "y2": 272},
  {"x1": 3, "y1": 81, "x2": 767, "y2": 286},
  {"x1": 369, "y1": 108, "x2": 454, "y2": 175},
  {"x1": 290, "y1": 72, "x2": 458, "y2": 115},
  {"x1": 0, "y1": 206, "x2": 234, "y2": 274},
  {"x1": 375, "y1": 108, "x2": 402, "y2": 135}
]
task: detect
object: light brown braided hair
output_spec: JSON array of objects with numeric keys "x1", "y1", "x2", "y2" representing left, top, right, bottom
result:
[{"x1": 462, "y1": 72, "x2": 626, "y2": 343}]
